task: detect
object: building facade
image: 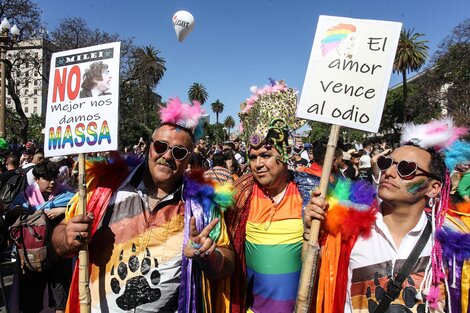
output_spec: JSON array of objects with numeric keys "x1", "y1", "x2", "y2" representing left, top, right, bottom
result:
[{"x1": 4, "y1": 38, "x2": 55, "y2": 117}]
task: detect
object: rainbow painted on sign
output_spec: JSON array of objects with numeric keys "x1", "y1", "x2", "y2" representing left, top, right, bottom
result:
[
  {"x1": 321, "y1": 23, "x2": 357, "y2": 57},
  {"x1": 48, "y1": 121, "x2": 111, "y2": 150}
]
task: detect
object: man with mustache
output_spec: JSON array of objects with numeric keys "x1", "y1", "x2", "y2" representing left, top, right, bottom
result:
[
  {"x1": 226, "y1": 80, "x2": 320, "y2": 313},
  {"x1": 52, "y1": 98, "x2": 234, "y2": 312},
  {"x1": 305, "y1": 118, "x2": 470, "y2": 313}
]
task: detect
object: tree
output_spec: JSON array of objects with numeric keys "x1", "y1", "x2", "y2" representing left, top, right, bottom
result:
[
  {"x1": 1, "y1": 0, "x2": 43, "y2": 143},
  {"x1": 380, "y1": 84, "x2": 441, "y2": 143},
  {"x1": 130, "y1": 45, "x2": 166, "y2": 126},
  {"x1": 393, "y1": 28, "x2": 429, "y2": 122},
  {"x1": 27, "y1": 113, "x2": 45, "y2": 143},
  {"x1": 223, "y1": 115, "x2": 235, "y2": 138},
  {"x1": 203, "y1": 121, "x2": 224, "y2": 144},
  {"x1": 50, "y1": 17, "x2": 123, "y2": 50},
  {"x1": 430, "y1": 19, "x2": 470, "y2": 127},
  {"x1": 188, "y1": 82, "x2": 208, "y2": 105},
  {"x1": 211, "y1": 100, "x2": 224, "y2": 125},
  {"x1": 0, "y1": 0, "x2": 43, "y2": 38},
  {"x1": 131, "y1": 46, "x2": 166, "y2": 89}
]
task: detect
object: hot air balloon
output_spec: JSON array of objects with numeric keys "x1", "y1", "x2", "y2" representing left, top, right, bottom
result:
[{"x1": 172, "y1": 10, "x2": 195, "y2": 42}]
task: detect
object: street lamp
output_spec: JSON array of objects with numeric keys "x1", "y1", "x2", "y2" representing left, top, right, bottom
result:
[{"x1": 0, "y1": 18, "x2": 20, "y2": 138}]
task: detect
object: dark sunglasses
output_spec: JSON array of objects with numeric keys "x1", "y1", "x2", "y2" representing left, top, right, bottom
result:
[
  {"x1": 376, "y1": 156, "x2": 440, "y2": 180},
  {"x1": 152, "y1": 140, "x2": 190, "y2": 161}
]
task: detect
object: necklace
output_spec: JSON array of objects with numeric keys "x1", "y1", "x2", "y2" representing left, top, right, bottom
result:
[{"x1": 263, "y1": 184, "x2": 288, "y2": 230}]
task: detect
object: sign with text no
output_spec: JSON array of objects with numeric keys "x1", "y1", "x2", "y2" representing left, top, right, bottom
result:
[
  {"x1": 296, "y1": 16, "x2": 402, "y2": 132},
  {"x1": 44, "y1": 42, "x2": 121, "y2": 157}
]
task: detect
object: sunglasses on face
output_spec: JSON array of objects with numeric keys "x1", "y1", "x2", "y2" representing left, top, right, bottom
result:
[
  {"x1": 152, "y1": 140, "x2": 190, "y2": 161},
  {"x1": 376, "y1": 156, "x2": 440, "y2": 180}
]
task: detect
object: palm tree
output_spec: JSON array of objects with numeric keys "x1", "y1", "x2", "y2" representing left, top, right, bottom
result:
[
  {"x1": 211, "y1": 100, "x2": 224, "y2": 124},
  {"x1": 132, "y1": 45, "x2": 166, "y2": 126},
  {"x1": 393, "y1": 28, "x2": 429, "y2": 123},
  {"x1": 133, "y1": 45, "x2": 166, "y2": 89},
  {"x1": 188, "y1": 83, "x2": 209, "y2": 105},
  {"x1": 224, "y1": 115, "x2": 235, "y2": 138}
]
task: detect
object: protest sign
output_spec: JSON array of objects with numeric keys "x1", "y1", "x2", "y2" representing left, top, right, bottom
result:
[
  {"x1": 296, "y1": 16, "x2": 402, "y2": 132},
  {"x1": 44, "y1": 42, "x2": 121, "y2": 157}
]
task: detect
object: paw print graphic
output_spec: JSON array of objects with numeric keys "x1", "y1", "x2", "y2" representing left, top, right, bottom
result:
[
  {"x1": 366, "y1": 271, "x2": 386, "y2": 312},
  {"x1": 366, "y1": 272, "x2": 424, "y2": 313},
  {"x1": 110, "y1": 245, "x2": 162, "y2": 311}
]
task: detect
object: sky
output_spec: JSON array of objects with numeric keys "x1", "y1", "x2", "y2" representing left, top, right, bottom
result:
[{"x1": 35, "y1": 0, "x2": 469, "y2": 131}]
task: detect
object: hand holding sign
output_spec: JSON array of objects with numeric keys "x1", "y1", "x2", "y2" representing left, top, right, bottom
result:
[{"x1": 173, "y1": 10, "x2": 195, "y2": 42}]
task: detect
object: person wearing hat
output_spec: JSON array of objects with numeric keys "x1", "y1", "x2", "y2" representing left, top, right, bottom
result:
[
  {"x1": 340, "y1": 150, "x2": 357, "y2": 180},
  {"x1": 358, "y1": 152, "x2": 372, "y2": 183},
  {"x1": 305, "y1": 118, "x2": 470, "y2": 312},
  {"x1": 226, "y1": 80, "x2": 320, "y2": 312},
  {"x1": 52, "y1": 97, "x2": 234, "y2": 312}
]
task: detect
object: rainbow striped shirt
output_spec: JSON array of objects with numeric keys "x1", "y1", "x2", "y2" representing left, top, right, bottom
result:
[{"x1": 245, "y1": 182, "x2": 303, "y2": 313}]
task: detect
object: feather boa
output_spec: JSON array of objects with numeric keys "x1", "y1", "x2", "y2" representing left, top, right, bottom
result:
[
  {"x1": 400, "y1": 117, "x2": 468, "y2": 150},
  {"x1": 65, "y1": 152, "x2": 132, "y2": 221},
  {"x1": 160, "y1": 97, "x2": 205, "y2": 132},
  {"x1": 316, "y1": 179, "x2": 378, "y2": 313},
  {"x1": 436, "y1": 228, "x2": 470, "y2": 262},
  {"x1": 436, "y1": 225, "x2": 470, "y2": 313},
  {"x1": 443, "y1": 140, "x2": 470, "y2": 172},
  {"x1": 179, "y1": 169, "x2": 234, "y2": 313}
]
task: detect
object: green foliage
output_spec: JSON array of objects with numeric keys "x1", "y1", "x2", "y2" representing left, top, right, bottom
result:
[
  {"x1": 223, "y1": 115, "x2": 235, "y2": 138},
  {"x1": 202, "y1": 122, "x2": 225, "y2": 144},
  {"x1": 393, "y1": 28, "x2": 429, "y2": 122},
  {"x1": 27, "y1": 113, "x2": 45, "y2": 143},
  {"x1": 431, "y1": 19, "x2": 470, "y2": 126},
  {"x1": 130, "y1": 46, "x2": 166, "y2": 89},
  {"x1": 118, "y1": 82, "x2": 160, "y2": 149},
  {"x1": 307, "y1": 121, "x2": 330, "y2": 143},
  {"x1": 393, "y1": 29, "x2": 429, "y2": 75},
  {"x1": 211, "y1": 99, "x2": 224, "y2": 124},
  {"x1": 188, "y1": 83, "x2": 209, "y2": 105}
]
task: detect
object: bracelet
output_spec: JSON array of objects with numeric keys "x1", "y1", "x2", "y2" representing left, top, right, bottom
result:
[{"x1": 303, "y1": 233, "x2": 309, "y2": 241}]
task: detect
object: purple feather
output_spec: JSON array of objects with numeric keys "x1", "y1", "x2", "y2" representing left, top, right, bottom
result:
[
  {"x1": 436, "y1": 228, "x2": 470, "y2": 262},
  {"x1": 350, "y1": 180, "x2": 376, "y2": 205}
]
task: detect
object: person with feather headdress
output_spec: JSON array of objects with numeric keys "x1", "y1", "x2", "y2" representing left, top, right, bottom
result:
[
  {"x1": 51, "y1": 98, "x2": 235, "y2": 313},
  {"x1": 225, "y1": 79, "x2": 321, "y2": 313},
  {"x1": 306, "y1": 117, "x2": 470, "y2": 313}
]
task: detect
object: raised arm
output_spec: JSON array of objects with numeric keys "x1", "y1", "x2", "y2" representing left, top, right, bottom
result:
[{"x1": 184, "y1": 216, "x2": 235, "y2": 280}]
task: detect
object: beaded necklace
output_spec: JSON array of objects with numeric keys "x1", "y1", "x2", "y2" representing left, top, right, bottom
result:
[{"x1": 263, "y1": 184, "x2": 288, "y2": 230}]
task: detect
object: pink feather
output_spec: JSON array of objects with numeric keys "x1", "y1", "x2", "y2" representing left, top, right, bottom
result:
[
  {"x1": 426, "y1": 285, "x2": 441, "y2": 309},
  {"x1": 159, "y1": 97, "x2": 205, "y2": 132},
  {"x1": 400, "y1": 117, "x2": 468, "y2": 150},
  {"x1": 160, "y1": 97, "x2": 183, "y2": 124}
]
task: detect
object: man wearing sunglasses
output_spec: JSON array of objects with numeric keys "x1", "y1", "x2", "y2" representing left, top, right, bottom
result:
[
  {"x1": 304, "y1": 125, "x2": 458, "y2": 312},
  {"x1": 52, "y1": 98, "x2": 234, "y2": 312}
]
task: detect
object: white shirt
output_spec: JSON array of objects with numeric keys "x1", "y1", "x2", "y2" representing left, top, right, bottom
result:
[{"x1": 344, "y1": 211, "x2": 437, "y2": 313}]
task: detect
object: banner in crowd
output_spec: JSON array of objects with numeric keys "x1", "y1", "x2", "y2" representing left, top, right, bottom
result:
[
  {"x1": 44, "y1": 42, "x2": 121, "y2": 157},
  {"x1": 296, "y1": 16, "x2": 402, "y2": 132}
]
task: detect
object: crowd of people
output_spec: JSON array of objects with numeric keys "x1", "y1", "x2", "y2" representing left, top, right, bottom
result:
[{"x1": 0, "y1": 80, "x2": 468, "y2": 313}]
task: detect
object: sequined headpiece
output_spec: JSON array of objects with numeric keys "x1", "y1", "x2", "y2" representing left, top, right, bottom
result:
[{"x1": 238, "y1": 79, "x2": 306, "y2": 162}]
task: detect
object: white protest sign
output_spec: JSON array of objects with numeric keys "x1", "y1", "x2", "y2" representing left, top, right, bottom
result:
[
  {"x1": 296, "y1": 16, "x2": 402, "y2": 132},
  {"x1": 44, "y1": 42, "x2": 121, "y2": 157}
]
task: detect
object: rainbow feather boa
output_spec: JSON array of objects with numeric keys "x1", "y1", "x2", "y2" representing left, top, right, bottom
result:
[
  {"x1": 179, "y1": 169, "x2": 234, "y2": 313},
  {"x1": 316, "y1": 179, "x2": 378, "y2": 313}
]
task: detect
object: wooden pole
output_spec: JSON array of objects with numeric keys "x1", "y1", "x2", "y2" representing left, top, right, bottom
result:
[
  {"x1": 295, "y1": 124, "x2": 341, "y2": 313},
  {"x1": 78, "y1": 153, "x2": 91, "y2": 313}
]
